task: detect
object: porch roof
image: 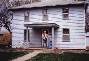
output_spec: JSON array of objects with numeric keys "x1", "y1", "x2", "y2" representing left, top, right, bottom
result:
[{"x1": 24, "y1": 23, "x2": 59, "y2": 28}]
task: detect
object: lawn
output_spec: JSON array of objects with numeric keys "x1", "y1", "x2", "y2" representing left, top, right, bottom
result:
[
  {"x1": 27, "y1": 52, "x2": 89, "y2": 61},
  {"x1": 0, "y1": 51, "x2": 29, "y2": 61}
]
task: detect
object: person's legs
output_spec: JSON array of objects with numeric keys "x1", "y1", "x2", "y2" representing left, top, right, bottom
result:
[
  {"x1": 43, "y1": 39, "x2": 47, "y2": 48},
  {"x1": 43, "y1": 40, "x2": 45, "y2": 48},
  {"x1": 44, "y1": 40, "x2": 47, "y2": 48},
  {"x1": 46, "y1": 42, "x2": 47, "y2": 48}
]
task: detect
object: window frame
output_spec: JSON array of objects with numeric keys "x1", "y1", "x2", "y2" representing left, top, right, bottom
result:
[
  {"x1": 32, "y1": 0, "x2": 41, "y2": 3},
  {"x1": 62, "y1": 7, "x2": 69, "y2": 20},
  {"x1": 24, "y1": 11, "x2": 29, "y2": 22},
  {"x1": 74, "y1": 0, "x2": 85, "y2": 1},
  {"x1": 62, "y1": 28, "x2": 70, "y2": 42},
  {"x1": 42, "y1": 8, "x2": 48, "y2": 21},
  {"x1": 24, "y1": 29, "x2": 27, "y2": 42},
  {"x1": 24, "y1": 29, "x2": 30, "y2": 42}
]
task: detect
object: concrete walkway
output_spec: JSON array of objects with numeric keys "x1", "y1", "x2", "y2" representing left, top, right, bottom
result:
[{"x1": 12, "y1": 50, "x2": 42, "y2": 61}]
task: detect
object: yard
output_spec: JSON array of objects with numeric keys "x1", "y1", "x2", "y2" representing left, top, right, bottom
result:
[
  {"x1": 27, "y1": 52, "x2": 89, "y2": 61},
  {"x1": 0, "y1": 48, "x2": 30, "y2": 61}
]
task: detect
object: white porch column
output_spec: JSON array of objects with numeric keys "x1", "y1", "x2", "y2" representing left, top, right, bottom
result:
[{"x1": 52, "y1": 27, "x2": 54, "y2": 49}]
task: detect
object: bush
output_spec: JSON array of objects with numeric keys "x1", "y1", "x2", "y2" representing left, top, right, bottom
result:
[{"x1": 0, "y1": 32, "x2": 11, "y2": 46}]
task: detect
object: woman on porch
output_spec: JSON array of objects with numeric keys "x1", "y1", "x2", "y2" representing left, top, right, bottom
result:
[{"x1": 42, "y1": 30, "x2": 48, "y2": 48}]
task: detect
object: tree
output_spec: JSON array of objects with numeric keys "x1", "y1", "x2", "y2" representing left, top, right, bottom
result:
[{"x1": 0, "y1": 0, "x2": 13, "y2": 33}]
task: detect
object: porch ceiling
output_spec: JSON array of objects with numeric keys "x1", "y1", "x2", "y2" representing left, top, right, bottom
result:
[{"x1": 24, "y1": 23, "x2": 59, "y2": 28}]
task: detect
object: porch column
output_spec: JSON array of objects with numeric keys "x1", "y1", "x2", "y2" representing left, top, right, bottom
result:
[
  {"x1": 52, "y1": 27, "x2": 54, "y2": 49},
  {"x1": 26, "y1": 26, "x2": 29, "y2": 42}
]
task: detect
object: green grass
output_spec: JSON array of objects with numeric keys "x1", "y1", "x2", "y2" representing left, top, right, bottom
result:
[
  {"x1": 27, "y1": 52, "x2": 89, "y2": 61},
  {"x1": 0, "y1": 51, "x2": 29, "y2": 61}
]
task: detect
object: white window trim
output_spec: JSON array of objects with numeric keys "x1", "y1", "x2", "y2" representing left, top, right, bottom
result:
[
  {"x1": 62, "y1": 28, "x2": 70, "y2": 42},
  {"x1": 62, "y1": 7, "x2": 69, "y2": 20}
]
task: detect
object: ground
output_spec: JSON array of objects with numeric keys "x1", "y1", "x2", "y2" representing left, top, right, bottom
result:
[
  {"x1": 27, "y1": 52, "x2": 89, "y2": 61},
  {"x1": 1, "y1": 48, "x2": 89, "y2": 61},
  {"x1": 0, "y1": 48, "x2": 32, "y2": 61}
]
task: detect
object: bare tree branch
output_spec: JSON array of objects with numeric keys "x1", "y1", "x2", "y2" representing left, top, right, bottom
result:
[{"x1": 0, "y1": 0, "x2": 13, "y2": 33}]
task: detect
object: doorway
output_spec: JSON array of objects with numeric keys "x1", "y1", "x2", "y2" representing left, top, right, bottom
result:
[{"x1": 41, "y1": 28, "x2": 52, "y2": 48}]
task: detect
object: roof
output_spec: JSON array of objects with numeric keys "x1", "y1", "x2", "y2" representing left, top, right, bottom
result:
[{"x1": 10, "y1": 0, "x2": 85, "y2": 10}]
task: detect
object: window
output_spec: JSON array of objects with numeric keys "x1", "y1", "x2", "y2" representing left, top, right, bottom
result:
[
  {"x1": 62, "y1": 28, "x2": 70, "y2": 42},
  {"x1": 24, "y1": 11, "x2": 29, "y2": 22},
  {"x1": 42, "y1": 8, "x2": 48, "y2": 21},
  {"x1": 74, "y1": 0, "x2": 85, "y2": 1},
  {"x1": 24, "y1": 29, "x2": 30, "y2": 42},
  {"x1": 32, "y1": 0, "x2": 41, "y2": 3},
  {"x1": 24, "y1": 29, "x2": 27, "y2": 41},
  {"x1": 62, "y1": 7, "x2": 69, "y2": 20}
]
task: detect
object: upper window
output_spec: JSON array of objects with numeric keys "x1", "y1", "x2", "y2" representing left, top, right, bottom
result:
[
  {"x1": 32, "y1": 0, "x2": 41, "y2": 3},
  {"x1": 62, "y1": 28, "x2": 70, "y2": 42},
  {"x1": 62, "y1": 7, "x2": 69, "y2": 20},
  {"x1": 24, "y1": 11, "x2": 29, "y2": 22},
  {"x1": 74, "y1": 0, "x2": 85, "y2": 1},
  {"x1": 42, "y1": 8, "x2": 48, "y2": 21}
]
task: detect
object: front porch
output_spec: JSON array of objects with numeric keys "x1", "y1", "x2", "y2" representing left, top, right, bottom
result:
[{"x1": 23, "y1": 23, "x2": 59, "y2": 49}]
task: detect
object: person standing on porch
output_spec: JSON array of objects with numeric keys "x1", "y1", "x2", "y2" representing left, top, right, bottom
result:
[{"x1": 42, "y1": 30, "x2": 48, "y2": 48}]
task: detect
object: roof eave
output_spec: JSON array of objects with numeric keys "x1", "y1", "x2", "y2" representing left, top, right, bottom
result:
[{"x1": 9, "y1": 2, "x2": 86, "y2": 10}]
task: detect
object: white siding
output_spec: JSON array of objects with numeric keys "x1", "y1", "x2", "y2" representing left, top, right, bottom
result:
[
  {"x1": 12, "y1": 7, "x2": 86, "y2": 49},
  {"x1": 12, "y1": 11, "x2": 24, "y2": 48}
]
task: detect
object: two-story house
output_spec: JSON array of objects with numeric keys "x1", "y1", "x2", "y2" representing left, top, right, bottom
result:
[{"x1": 10, "y1": 0, "x2": 87, "y2": 49}]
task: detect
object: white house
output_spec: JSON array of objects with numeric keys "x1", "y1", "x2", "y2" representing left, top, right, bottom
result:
[{"x1": 10, "y1": 0, "x2": 88, "y2": 49}]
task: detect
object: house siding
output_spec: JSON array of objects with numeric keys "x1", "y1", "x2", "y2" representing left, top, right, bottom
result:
[
  {"x1": 12, "y1": 6, "x2": 86, "y2": 49},
  {"x1": 12, "y1": 11, "x2": 24, "y2": 48}
]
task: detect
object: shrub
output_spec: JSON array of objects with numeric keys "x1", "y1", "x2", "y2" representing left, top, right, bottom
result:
[{"x1": 0, "y1": 32, "x2": 11, "y2": 46}]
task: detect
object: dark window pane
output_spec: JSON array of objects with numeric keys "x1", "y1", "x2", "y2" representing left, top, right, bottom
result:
[
  {"x1": 28, "y1": 30, "x2": 30, "y2": 42},
  {"x1": 24, "y1": 29, "x2": 27, "y2": 41},
  {"x1": 63, "y1": 28, "x2": 69, "y2": 34},
  {"x1": 24, "y1": 29, "x2": 30, "y2": 42},
  {"x1": 32, "y1": 0, "x2": 41, "y2": 2},
  {"x1": 24, "y1": 11, "x2": 29, "y2": 22},
  {"x1": 42, "y1": 8, "x2": 47, "y2": 15},
  {"x1": 62, "y1": 8, "x2": 69, "y2": 13},
  {"x1": 63, "y1": 14, "x2": 69, "y2": 19},
  {"x1": 74, "y1": 0, "x2": 85, "y2": 1},
  {"x1": 24, "y1": 16, "x2": 29, "y2": 22}
]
